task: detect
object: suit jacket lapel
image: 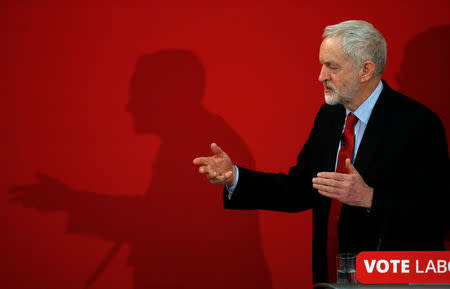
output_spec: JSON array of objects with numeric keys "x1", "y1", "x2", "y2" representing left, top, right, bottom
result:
[{"x1": 353, "y1": 81, "x2": 392, "y2": 178}]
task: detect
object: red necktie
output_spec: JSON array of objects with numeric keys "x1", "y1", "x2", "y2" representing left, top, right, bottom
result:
[{"x1": 327, "y1": 113, "x2": 358, "y2": 282}]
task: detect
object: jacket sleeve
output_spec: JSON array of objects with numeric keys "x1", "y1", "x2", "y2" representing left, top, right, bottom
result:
[{"x1": 223, "y1": 105, "x2": 328, "y2": 213}]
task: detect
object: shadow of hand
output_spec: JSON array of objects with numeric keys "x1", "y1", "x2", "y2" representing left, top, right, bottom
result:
[{"x1": 8, "y1": 172, "x2": 73, "y2": 211}]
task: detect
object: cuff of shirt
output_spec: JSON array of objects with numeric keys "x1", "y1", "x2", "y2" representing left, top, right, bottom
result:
[{"x1": 225, "y1": 166, "x2": 239, "y2": 200}]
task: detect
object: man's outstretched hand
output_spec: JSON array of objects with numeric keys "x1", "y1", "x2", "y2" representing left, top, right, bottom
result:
[{"x1": 193, "y1": 143, "x2": 236, "y2": 186}]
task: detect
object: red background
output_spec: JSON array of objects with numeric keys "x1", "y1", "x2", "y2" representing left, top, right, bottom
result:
[{"x1": 1, "y1": 1, "x2": 450, "y2": 289}]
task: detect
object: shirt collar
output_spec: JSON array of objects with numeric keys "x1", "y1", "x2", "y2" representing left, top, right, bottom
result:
[{"x1": 346, "y1": 80, "x2": 383, "y2": 124}]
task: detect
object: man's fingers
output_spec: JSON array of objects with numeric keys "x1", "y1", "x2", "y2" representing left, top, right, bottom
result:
[
  {"x1": 210, "y1": 143, "x2": 224, "y2": 157},
  {"x1": 208, "y1": 174, "x2": 225, "y2": 184},
  {"x1": 317, "y1": 189, "x2": 340, "y2": 201},
  {"x1": 217, "y1": 170, "x2": 233, "y2": 181},
  {"x1": 316, "y1": 171, "x2": 346, "y2": 181},
  {"x1": 199, "y1": 164, "x2": 231, "y2": 179},
  {"x1": 193, "y1": 144, "x2": 226, "y2": 166},
  {"x1": 312, "y1": 177, "x2": 339, "y2": 188},
  {"x1": 193, "y1": 157, "x2": 212, "y2": 166},
  {"x1": 204, "y1": 168, "x2": 233, "y2": 184},
  {"x1": 312, "y1": 183, "x2": 340, "y2": 195},
  {"x1": 345, "y1": 158, "x2": 358, "y2": 174},
  {"x1": 199, "y1": 165, "x2": 219, "y2": 178},
  {"x1": 198, "y1": 166, "x2": 208, "y2": 174}
]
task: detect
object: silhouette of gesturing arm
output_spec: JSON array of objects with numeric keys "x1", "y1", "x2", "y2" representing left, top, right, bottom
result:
[
  {"x1": 9, "y1": 172, "x2": 144, "y2": 242},
  {"x1": 9, "y1": 172, "x2": 73, "y2": 211}
]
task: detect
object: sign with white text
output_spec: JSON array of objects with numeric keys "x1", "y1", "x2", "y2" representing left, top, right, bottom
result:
[{"x1": 356, "y1": 251, "x2": 450, "y2": 284}]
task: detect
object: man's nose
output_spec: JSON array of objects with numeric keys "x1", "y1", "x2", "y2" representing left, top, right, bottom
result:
[{"x1": 318, "y1": 65, "x2": 329, "y2": 82}]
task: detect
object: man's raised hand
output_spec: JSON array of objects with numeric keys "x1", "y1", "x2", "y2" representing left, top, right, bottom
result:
[{"x1": 193, "y1": 143, "x2": 236, "y2": 186}]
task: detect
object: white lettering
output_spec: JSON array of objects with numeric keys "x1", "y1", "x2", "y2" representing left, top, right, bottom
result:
[
  {"x1": 377, "y1": 260, "x2": 389, "y2": 273},
  {"x1": 390, "y1": 260, "x2": 400, "y2": 273},
  {"x1": 364, "y1": 260, "x2": 376, "y2": 273},
  {"x1": 425, "y1": 260, "x2": 437, "y2": 273},
  {"x1": 416, "y1": 260, "x2": 424, "y2": 273},
  {"x1": 437, "y1": 260, "x2": 447, "y2": 273},
  {"x1": 401, "y1": 260, "x2": 410, "y2": 273}
]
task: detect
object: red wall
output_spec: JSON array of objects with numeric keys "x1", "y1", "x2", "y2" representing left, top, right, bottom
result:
[{"x1": 2, "y1": 1, "x2": 449, "y2": 289}]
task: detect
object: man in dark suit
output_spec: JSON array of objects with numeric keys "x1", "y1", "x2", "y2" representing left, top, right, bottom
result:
[{"x1": 193, "y1": 20, "x2": 449, "y2": 284}]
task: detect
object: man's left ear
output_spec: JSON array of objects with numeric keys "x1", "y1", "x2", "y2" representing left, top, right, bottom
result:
[{"x1": 359, "y1": 60, "x2": 376, "y2": 82}]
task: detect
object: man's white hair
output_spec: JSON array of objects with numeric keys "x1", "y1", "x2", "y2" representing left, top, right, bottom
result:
[{"x1": 323, "y1": 20, "x2": 387, "y2": 76}]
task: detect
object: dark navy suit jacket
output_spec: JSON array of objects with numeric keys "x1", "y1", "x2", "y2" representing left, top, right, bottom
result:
[{"x1": 223, "y1": 80, "x2": 449, "y2": 283}]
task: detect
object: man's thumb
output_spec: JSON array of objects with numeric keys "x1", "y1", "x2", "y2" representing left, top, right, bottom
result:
[
  {"x1": 211, "y1": 143, "x2": 224, "y2": 156},
  {"x1": 345, "y1": 158, "x2": 358, "y2": 174}
]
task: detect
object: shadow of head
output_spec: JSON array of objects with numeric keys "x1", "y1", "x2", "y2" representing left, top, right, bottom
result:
[
  {"x1": 126, "y1": 49, "x2": 206, "y2": 134},
  {"x1": 397, "y1": 25, "x2": 450, "y2": 113}
]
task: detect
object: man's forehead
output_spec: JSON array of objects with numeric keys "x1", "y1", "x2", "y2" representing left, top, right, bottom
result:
[
  {"x1": 320, "y1": 36, "x2": 343, "y2": 52},
  {"x1": 319, "y1": 37, "x2": 346, "y2": 62}
]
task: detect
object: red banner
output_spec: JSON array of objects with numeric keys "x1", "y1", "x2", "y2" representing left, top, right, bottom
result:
[{"x1": 356, "y1": 251, "x2": 450, "y2": 284}]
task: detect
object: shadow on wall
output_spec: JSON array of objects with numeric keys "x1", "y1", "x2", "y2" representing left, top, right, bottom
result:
[
  {"x1": 9, "y1": 50, "x2": 273, "y2": 289},
  {"x1": 396, "y1": 25, "x2": 450, "y2": 249}
]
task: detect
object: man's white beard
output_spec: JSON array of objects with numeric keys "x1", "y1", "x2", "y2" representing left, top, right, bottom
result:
[
  {"x1": 324, "y1": 90, "x2": 340, "y2": 105},
  {"x1": 323, "y1": 80, "x2": 360, "y2": 106}
]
